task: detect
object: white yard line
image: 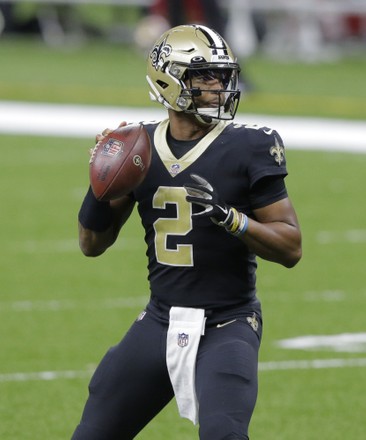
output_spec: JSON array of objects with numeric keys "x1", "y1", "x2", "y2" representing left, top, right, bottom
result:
[
  {"x1": 7, "y1": 236, "x2": 144, "y2": 254},
  {"x1": 277, "y1": 333, "x2": 366, "y2": 353},
  {"x1": 6, "y1": 228, "x2": 366, "y2": 256},
  {"x1": 0, "y1": 296, "x2": 149, "y2": 312},
  {"x1": 0, "y1": 370, "x2": 93, "y2": 383},
  {"x1": 1, "y1": 358, "x2": 366, "y2": 382},
  {"x1": 1, "y1": 101, "x2": 366, "y2": 152},
  {"x1": 259, "y1": 357, "x2": 366, "y2": 371},
  {"x1": 1, "y1": 289, "x2": 355, "y2": 313},
  {"x1": 317, "y1": 229, "x2": 366, "y2": 244}
]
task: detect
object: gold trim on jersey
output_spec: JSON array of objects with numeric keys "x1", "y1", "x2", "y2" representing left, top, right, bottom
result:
[{"x1": 154, "y1": 119, "x2": 230, "y2": 177}]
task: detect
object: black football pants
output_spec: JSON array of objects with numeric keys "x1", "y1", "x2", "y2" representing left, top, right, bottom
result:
[{"x1": 71, "y1": 306, "x2": 261, "y2": 440}]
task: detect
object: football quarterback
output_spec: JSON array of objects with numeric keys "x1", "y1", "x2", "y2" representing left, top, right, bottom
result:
[{"x1": 73, "y1": 24, "x2": 302, "y2": 440}]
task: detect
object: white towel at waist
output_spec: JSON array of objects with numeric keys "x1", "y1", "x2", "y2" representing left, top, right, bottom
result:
[{"x1": 166, "y1": 306, "x2": 206, "y2": 425}]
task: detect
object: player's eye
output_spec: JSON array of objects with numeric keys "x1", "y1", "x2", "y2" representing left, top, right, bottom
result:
[{"x1": 189, "y1": 69, "x2": 232, "y2": 88}]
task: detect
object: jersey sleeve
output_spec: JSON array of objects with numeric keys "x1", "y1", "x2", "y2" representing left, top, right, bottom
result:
[
  {"x1": 249, "y1": 175, "x2": 288, "y2": 209},
  {"x1": 246, "y1": 127, "x2": 288, "y2": 188}
]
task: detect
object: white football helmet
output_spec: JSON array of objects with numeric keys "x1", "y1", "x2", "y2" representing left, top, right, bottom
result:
[{"x1": 146, "y1": 24, "x2": 241, "y2": 124}]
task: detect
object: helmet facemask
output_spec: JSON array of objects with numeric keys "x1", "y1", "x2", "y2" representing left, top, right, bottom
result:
[{"x1": 177, "y1": 65, "x2": 241, "y2": 124}]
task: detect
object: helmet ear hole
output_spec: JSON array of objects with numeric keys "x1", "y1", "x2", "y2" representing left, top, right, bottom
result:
[{"x1": 157, "y1": 80, "x2": 169, "y2": 89}]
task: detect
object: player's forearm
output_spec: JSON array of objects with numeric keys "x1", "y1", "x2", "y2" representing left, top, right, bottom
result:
[
  {"x1": 78, "y1": 222, "x2": 116, "y2": 256},
  {"x1": 77, "y1": 187, "x2": 135, "y2": 257},
  {"x1": 240, "y1": 219, "x2": 302, "y2": 268},
  {"x1": 78, "y1": 221, "x2": 120, "y2": 256}
]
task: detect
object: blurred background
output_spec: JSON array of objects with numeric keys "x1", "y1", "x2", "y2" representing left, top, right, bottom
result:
[
  {"x1": 1, "y1": 1, "x2": 366, "y2": 440},
  {"x1": 1, "y1": 0, "x2": 366, "y2": 60},
  {"x1": 0, "y1": 0, "x2": 366, "y2": 118}
]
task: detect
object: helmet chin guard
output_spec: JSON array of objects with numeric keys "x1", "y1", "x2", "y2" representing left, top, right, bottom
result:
[
  {"x1": 193, "y1": 103, "x2": 239, "y2": 126},
  {"x1": 146, "y1": 24, "x2": 241, "y2": 123}
]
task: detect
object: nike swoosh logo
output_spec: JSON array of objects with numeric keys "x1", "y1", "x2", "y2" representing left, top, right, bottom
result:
[
  {"x1": 217, "y1": 205, "x2": 228, "y2": 215},
  {"x1": 216, "y1": 319, "x2": 237, "y2": 328}
]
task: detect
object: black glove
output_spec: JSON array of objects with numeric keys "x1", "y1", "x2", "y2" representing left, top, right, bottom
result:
[
  {"x1": 184, "y1": 174, "x2": 249, "y2": 235},
  {"x1": 184, "y1": 174, "x2": 233, "y2": 225}
]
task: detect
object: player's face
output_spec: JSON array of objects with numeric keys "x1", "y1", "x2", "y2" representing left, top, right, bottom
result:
[{"x1": 186, "y1": 69, "x2": 231, "y2": 108}]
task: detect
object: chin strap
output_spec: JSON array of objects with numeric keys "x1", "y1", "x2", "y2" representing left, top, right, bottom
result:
[
  {"x1": 194, "y1": 106, "x2": 233, "y2": 125},
  {"x1": 194, "y1": 114, "x2": 217, "y2": 125},
  {"x1": 193, "y1": 107, "x2": 224, "y2": 125}
]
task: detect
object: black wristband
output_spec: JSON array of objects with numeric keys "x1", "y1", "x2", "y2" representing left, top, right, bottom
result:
[{"x1": 78, "y1": 186, "x2": 113, "y2": 232}]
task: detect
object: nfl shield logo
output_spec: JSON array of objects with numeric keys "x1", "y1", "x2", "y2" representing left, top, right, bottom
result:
[
  {"x1": 102, "y1": 139, "x2": 123, "y2": 157},
  {"x1": 170, "y1": 163, "x2": 181, "y2": 176},
  {"x1": 178, "y1": 332, "x2": 189, "y2": 348}
]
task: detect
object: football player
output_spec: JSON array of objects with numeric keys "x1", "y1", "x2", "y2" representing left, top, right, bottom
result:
[{"x1": 73, "y1": 24, "x2": 302, "y2": 440}]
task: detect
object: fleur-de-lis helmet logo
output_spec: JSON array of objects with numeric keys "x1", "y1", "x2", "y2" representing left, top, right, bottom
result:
[{"x1": 150, "y1": 37, "x2": 172, "y2": 71}]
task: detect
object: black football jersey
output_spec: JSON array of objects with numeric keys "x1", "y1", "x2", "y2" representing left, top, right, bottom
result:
[{"x1": 132, "y1": 119, "x2": 288, "y2": 310}]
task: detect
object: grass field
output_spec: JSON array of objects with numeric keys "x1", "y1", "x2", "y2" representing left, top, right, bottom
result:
[
  {"x1": 1, "y1": 34, "x2": 366, "y2": 439},
  {"x1": 1, "y1": 36, "x2": 366, "y2": 120}
]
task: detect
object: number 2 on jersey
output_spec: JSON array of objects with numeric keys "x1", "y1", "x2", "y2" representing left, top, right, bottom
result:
[{"x1": 153, "y1": 186, "x2": 193, "y2": 267}]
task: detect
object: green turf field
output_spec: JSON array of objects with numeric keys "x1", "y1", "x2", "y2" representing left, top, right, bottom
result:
[
  {"x1": 1, "y1": 36, "x2": 366, "y2": 120},
  {"x1": 1, "y1": 35, "x2": 366, "y2": 439}
]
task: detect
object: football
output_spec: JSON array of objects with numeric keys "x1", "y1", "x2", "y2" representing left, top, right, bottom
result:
[{"x1": 89, "y1": 123, "x2": 151, "y2": 201}]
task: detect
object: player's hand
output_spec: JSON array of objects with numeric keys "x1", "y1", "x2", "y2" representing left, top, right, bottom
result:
[
  {"x1": 184, "y1": 174, "x2": 233, "y2": 226},
  {"x1": 184, "y1": 174, "x2": 249, "y2": 235},
  {"x1": 90, "y1": 121, "x2": 128, "y2": 156}
]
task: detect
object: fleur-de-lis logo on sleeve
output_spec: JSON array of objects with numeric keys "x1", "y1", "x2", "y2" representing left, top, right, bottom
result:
[{"x1": 270, "y1": 136, "x2": 285, "y2": 166}]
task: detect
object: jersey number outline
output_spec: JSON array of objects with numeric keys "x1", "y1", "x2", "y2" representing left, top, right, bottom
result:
[{"x1": 153, "y1": 186, "x2": 193, "y2": 267}]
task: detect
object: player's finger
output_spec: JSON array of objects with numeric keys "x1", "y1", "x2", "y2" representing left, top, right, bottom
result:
[
  {"x1": 102, "y1": 128, "x2": 113, "y2": 136},
  {"x1": 118, "y1": 121, "x2": 127, "y2": 128},
  {"x1": 94, "y1": 128, "x2": 112, "y2": 143}
]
